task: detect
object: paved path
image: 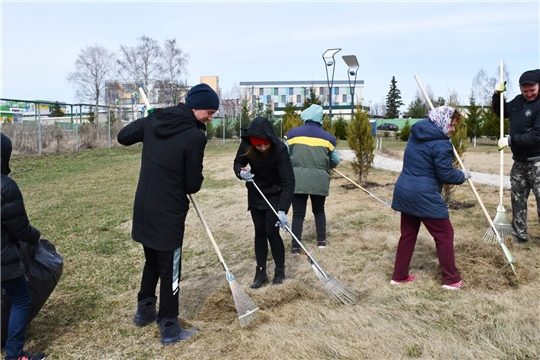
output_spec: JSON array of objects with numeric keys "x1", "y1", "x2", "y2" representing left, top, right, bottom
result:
[{"x1": 339, "y1": 150, "x2": 511, "y2": 189}]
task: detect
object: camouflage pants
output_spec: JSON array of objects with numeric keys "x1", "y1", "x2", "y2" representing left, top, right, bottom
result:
[{"x1": 510, "y1": 160, "x2": 540, "y2": 241}]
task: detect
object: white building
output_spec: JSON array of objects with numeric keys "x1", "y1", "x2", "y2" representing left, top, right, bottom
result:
[{"x1": 239, "y1": 80, "x2": 365, "y2": 119}]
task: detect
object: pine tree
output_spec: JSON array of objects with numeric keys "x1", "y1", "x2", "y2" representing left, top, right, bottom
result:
[
  {"x1": 49, "y1": 101, "x2": 65, "y2": 117},
  {"x1": 346, "y1": 107, "x2": 375, "y2": 184},
  {"x1": 282, "y1": 102, "x2": 302, "y2": 134},
  {"x1": 399, "y1": 119, "x2": 411, "y2": 141},
  {"x1": 406, "y1": 97, "x2": 426, "y2": 118},
  {"x1": 465, "y1": 92, "x2": 485, "y2": 143},
  {"x1": 443, "y1": 106, "x2": 469, "y2": 203},
  {"x1": 301, "y1": 86, "x2": 322, "y2": 110},
  {"x1": 385, "y1": 76, "x2": 404, "y2": 119}
]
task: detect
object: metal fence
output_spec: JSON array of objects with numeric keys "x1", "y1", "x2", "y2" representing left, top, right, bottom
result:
[{"x1": 1, "y1": 98, "x2": 129, "y2": 155}]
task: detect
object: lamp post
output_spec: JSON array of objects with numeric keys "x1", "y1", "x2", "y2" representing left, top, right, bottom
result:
[
  {"x1": 342, "y1": 55, "x2": 359, "y2": 120},
  {"x1": 322, "y1": 48, "x2": 341, "y2": 122}
]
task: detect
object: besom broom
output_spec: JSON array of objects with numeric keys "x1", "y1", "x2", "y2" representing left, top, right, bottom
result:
[
  {"x1": 189, "y1": 194, "x2": 259, "y2": 327},
  {"x1": 250, "y1": 180, "x2": 358, "y2": 305}
]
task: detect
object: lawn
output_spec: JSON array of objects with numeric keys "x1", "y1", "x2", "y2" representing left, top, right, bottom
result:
[{"x1": 3, "y1": 140, "x2": 539, "y2": 359}]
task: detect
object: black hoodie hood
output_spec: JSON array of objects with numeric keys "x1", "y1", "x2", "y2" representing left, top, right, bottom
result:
[
  {"x1": 240, "y1": 117, "x2": 276, "y2": 144},
  {"x1": 1, "y1": 132, "x2": 12, "y2": 175},
  {"x1": 151, "y1": 103, "x2": 206, "y2": 138}
]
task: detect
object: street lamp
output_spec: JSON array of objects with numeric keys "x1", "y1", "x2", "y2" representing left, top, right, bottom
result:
[
  {"x1": 342, "y1": 55, "x2": 359, "y2": 119},
  {"x1": 322, "y1": 48, "x2": 341, "y2": 121}
]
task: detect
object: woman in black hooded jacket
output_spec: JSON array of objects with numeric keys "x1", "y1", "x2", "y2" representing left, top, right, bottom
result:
[
  {"x1": 1, "y1": 132, "x2": 45, "y2": 360},
  {"x1": 233, "y1": 117, "x2": 295, "y2": 288}
]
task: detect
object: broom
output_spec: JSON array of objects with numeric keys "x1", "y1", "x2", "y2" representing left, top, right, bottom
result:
[
  {"x1": 332, "y1": 169, "x2": 392, "y2": 208},
  {"x1": 189, "y1": 194, "x2": 259, "y2": 327},
  {"x1": 250, "y1": 180, "x2": 358, "y2": 305},
  {"x1": 414, "y1": 75, "x2": 516, "y2": 275},
  {"x1": 483, "y1": 60, "x2": 512, "y2": 244}
]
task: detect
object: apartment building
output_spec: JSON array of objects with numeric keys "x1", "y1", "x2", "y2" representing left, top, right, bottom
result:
[{"x1": 239, "y1": 80, "x2": 365, "y2": 119}]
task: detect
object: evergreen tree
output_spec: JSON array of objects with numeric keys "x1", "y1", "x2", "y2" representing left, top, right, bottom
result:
[
  {"x1": 49, "y1": 101, "x2": 65, "y2": 117},
  {"x1": 253, "y1": 96, "x2": 264, "y2": 117},
  {"x1": 399, "y1": 119, "x2": 411, "y2": 141},
  {"x1": 435, "y1": 97, "x2": 446, "y2": 107},
  {"x1": 346, "y1": 108, "x2": 375, "y2": 184},
  {"x1": 481, "y1": 100, "x2": 509, "y2": 141},
  {"x1": 322, "y1": 114, "x2": 336, "y2": 138},
  {"x1": 385, "y1": 76, "x2": 404, "y2": 119},
  {"x1": 465, "y1": 91, "x2": 485, "y2": 143},
  {"x1": 333, "y1": 115, "x2": 348, "y2": 140},
  {"x1": 443, "y1": 109, "x2": 469, "y2": 203},
  {"x1": 301, "y1": 86, "x2": 322, "y2": 110},
  {"x1": 238, "y1": 98, "x2": 251, "y2": 136},
  {"x1": 282, "y1": 102, "x2": 302, "y2": 134},
  {"x1": 206, "y1": 120, "x2": 215, "y2": 140},
  {"x1": 406, "y1": 97, "x2": 426, "y2": 118}
]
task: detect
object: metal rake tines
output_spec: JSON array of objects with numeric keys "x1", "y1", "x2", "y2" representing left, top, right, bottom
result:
[
  {"x1": 321, "y1": 276, "x2": 359, "y2": 306},
  {"x1": 229, "y1": 279, "x2": 259, "y2": 327}
]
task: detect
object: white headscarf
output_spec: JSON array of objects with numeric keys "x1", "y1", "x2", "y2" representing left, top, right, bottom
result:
[{"x1": 428, "y1": 106, "x2": 455, "y2": 135}]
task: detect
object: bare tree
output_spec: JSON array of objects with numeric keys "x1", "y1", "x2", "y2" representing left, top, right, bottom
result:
[
  {"x1": 117, "y1": 35, "x2": 162, "y2": 101},
  {"x1": 472, "y1": 64, "x2": 511, "y2": 106},
  {"x1": 67, "y1": 44, "x2": 116, "y2": 122},
  {"x1": 160, "y1": 39, "x2": 190, "y2": 105}
]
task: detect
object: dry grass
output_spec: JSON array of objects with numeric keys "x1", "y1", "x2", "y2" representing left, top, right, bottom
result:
[{"x1": 5, "y1": 140, "x2": 539, "y2": 360}]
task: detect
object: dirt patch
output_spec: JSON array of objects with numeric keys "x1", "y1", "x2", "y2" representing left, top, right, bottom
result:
[{"x1": 447, "y1": 200, "x2": 476, "y2": 210}]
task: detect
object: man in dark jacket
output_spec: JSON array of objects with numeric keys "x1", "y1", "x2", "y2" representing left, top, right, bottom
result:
[
  {"x1": 117, "y1": 83, "x2": 219, "y2": 345},
  {"x1": 1, "y1": 133, "x2": 46, "y2": 360},
  {"x1": 494, "y1": 69, "x2": 540, "y2": 243}
]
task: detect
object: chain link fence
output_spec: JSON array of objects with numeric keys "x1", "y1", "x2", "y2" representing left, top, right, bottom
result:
[{"x1": 1, "y1": 99, "x2": 131, "y2": 155}]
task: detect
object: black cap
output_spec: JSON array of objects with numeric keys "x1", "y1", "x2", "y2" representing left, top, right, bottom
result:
[{"x1": 519, "y1": 70, "x2": 540, "y2": 85}]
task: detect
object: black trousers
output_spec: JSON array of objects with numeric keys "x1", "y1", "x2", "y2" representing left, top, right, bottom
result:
[
  {"x1": 250, "y1": 208, "x2": 285, "y2": 269},
  {"x1": 291, "y1": 194, "x2": 327, "y2": 245},
  {"x1": 138, "y1": 245, "x2": 182, "y2": 322}
]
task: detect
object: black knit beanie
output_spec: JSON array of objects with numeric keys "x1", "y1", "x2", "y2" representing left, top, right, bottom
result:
[{"x1": 185, "y1": 83, "x2": 220, "y2": 110}]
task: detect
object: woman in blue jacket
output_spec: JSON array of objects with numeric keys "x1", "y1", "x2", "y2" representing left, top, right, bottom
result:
[{"x1": 390, "y1": 106, "x2": 471, "y2": 290}]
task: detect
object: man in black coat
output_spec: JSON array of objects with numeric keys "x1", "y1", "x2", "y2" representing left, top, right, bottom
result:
[
  {"x1": 494, "y1": 69, "x2": 540, "y2": 243},
  {"x1": 1, "y1": 133, "x2": 45, "y2": 360},
  {"x1": 118, "y1": 83, "x2": 219, "y2": 345}
]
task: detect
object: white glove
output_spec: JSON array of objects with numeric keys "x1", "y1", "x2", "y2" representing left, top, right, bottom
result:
[
  {"x1": 276, "y1": 210, "x2": 290, "y2": 229},
  {"x1": 239, "y1": 167, "x2": 254, "y2": 182},
  {"x1": 460, "y1": 169, "x2": 472, "y2": 180},
  {"x1": 498, "y1": 136, "x2": 510, "y2": 151},
  {"x1": 494, "y1": 81, "x2": 506, "y2": 93}
]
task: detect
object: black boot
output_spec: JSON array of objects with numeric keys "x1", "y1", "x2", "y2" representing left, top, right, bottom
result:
[
  {"x1": 157, "y1": 317, "x2": 199, "y2": 345},
  {"x1": 133, "y1": 296, "x2": 158, "y2": 326},
  {"x1": 250, "y1": 266, "x2": 268, "y2": 289},
  {"x1": 273, "y1": 266, "x2": 285, "y2": 285}
]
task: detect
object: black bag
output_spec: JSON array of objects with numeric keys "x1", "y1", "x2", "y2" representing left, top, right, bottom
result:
[{"x1": 1, "y1": 238, "x2": 63, "y2": 347}]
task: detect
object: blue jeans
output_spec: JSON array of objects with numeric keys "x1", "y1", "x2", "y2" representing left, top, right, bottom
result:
[{"x1": 2, "y1": 275, "x2": 31, "y2": 359}]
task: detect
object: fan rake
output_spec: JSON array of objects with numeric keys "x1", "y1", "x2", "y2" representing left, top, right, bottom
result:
[{"x1": 251, "y1": 180, "x2": 358, "y2": 305}]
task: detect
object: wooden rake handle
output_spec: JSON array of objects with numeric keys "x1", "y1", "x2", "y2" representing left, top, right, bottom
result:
[
  {"x1": 188, "y1": 194, "x2": 227, "y2": 265},
  {"x1": 414, "y1": 75, "x2": 515, "y2": 272}
]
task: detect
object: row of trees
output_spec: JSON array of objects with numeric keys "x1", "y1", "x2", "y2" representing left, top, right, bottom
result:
[{"x1": 67, "y1": 35, "x2": 189, "y2": 120}]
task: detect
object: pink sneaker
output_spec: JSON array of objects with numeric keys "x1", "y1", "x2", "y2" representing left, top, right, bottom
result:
[
  {"x1": 390, "y1": 275, "x2": 417, "y2": 284},
  {"x1": 442, "y1": 280, "x2": 463, "y2": 290}
]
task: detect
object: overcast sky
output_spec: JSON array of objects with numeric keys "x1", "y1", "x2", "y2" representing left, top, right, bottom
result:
[{"x1": 2, "y1": 1, "x2": 539, "y2": 110}]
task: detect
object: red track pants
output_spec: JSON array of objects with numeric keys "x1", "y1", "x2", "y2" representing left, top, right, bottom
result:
[{"x1": 391, "y1": 212, "x2": 462, "y2": 286}]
